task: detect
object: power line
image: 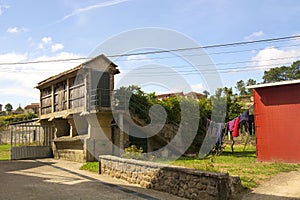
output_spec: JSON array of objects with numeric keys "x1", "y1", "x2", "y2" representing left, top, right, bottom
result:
[
  {"x1": 0, "y1": 55, "x2": 298, "y2": 74},
  {"x1": 0, "y1": 34, "x2": 299, "y2": 66},
  {"x1": 111, "y1": 62, "x2": 294, "y2": 77},
  {"x1": 0, "y1": 57, "x2": 87, "y2": 66},
  {"x1": 107, "y1": 34, "x2": 300, "y2": 58},
  {"x1": 114, "y1": 43, "x2": 300, "y2": 62},
  {"x1": 118, "y1": 56, "x2": 300, "y2": 71}
]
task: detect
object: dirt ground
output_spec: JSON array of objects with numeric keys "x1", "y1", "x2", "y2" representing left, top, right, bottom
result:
[{"x1": 242, "y1": 169, "x2": 300, "y2": 200}]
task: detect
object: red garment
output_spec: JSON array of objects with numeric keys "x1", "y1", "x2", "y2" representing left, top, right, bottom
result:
[{"x1": 232, "y1": 116, "x2": 240, "y2": 137}]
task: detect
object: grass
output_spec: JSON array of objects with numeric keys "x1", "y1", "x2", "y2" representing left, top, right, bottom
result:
[
  {"x1": 80, "y1": 161, "x2": 99, "y2": 173},
  {"x1": 0, "y1": 143, "x2": 10, "y2": 160},
  {"x1": 80, "y1": 145, "x2": 300, "y2": 189},
  {"x1": 162, "y1": 145, "x2": 300, "y2": 188}
]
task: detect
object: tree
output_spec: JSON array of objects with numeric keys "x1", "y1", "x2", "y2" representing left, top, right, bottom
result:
[
  {"x1": 246, "y1": 78, "x2": 257, "y2": 94},
  {"x1": 114, "y1": 85, "x2": 151, "y2": 123},
  {"x1": 262, "y1": 60, "x2": 300, "y2": 83},
  {"x1": 203, "y1": 90, "x2": 210, "y2": 98},
  {"x1": 235, "y1": 80, "x2": 247, "y2": 96},
  {"x1": 4, "y1": 103, "x2": 13, "y2": 112},
  {"x1": 289, "y1": 60, "x2": 300, "y2": 79},
  {"x1": 210, "y1": 87, "x2": 242, "y2": 122}
]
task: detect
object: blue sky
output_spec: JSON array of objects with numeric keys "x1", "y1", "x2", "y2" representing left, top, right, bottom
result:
[{"x1": 1, "y1": 0, "x2": 300, "y2": 109}]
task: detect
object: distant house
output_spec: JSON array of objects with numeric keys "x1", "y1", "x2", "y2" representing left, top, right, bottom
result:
[
  {"x1": 156, "y1": 92, "x2": 184, "y2": 101},
  {"x1": 13, "y1": 105, "x2": 25, "y2": 115},
  {"x1": 184, "y1": 92, "x2": 205, "y2": 100},
  {"x1": 156, "y1": 91, "x2": 204, "y2": 101},
  {"x1": 24, "y1": 103, "x2": 40, "y2": 114},
  {"x1": 248, "y1": 80, "x2": 300, "y2": 163}
]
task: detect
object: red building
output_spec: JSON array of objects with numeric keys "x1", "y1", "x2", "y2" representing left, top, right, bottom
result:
[{"x1": 248, "y1": 80, "x2": 300, "y2": 163}]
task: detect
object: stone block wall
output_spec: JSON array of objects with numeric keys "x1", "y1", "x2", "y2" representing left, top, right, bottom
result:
[{"x1": 99, "y1": 155, "x2": 243, "y2": 200}]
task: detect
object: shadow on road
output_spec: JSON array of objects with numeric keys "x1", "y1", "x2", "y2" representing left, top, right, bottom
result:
[{"x1": 0, "y1": 160, "x2": 181, "y2": 200}]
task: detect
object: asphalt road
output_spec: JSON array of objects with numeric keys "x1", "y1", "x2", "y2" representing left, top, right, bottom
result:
[
  {"x1": 0, "y1": 159, "x2": 185, "y2": 200},
  {"x1": 2, "y1": 159, "x2": 300, "y2": 200}
]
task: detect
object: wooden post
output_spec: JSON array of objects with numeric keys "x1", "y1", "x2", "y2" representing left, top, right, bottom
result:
[
  {"x1": 39, "y1": 88, "x2": 42, "y2": 116},
  {"x1": 51, "y1": 84, "x2": 55, "y2": 113},
  {"x1": 66, "y1": 78, "x2": 70, "y2": 110}
]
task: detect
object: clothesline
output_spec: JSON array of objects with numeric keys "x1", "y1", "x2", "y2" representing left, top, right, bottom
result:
[{"x1": 199, "y1": 109, "x2": 255, "y2": 157}]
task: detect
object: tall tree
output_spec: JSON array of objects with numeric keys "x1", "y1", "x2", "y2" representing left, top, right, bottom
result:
[
  {"x1": 235, "y1": 80, "x2": 247, "y2": 96},
  {"x1": 4, "y1": 103, "x2": 13, "y2": 112},
  {"x1": 262, "y1": 60, "x2": 300, "y2": 83},
  {"x1": 202, "y1": 90, "x2": 210, "y2": 98},
  {"x1": 246, "y1": 78, "x2": 257, "y2": 94}
]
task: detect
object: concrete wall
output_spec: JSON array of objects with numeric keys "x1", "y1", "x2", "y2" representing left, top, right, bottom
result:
[{"x1": 99, "y1": 155, "x2": 243, "y2": 200}]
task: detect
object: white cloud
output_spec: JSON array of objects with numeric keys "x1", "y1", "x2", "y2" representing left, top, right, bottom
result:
[
  {"x1": 51, "y1": 43, "x2": 64, "y2": 52},
  {"x1": 42, "y1": 37, "x2": 52, "y2": 44},
  {"x1": 38, "y1": 37, "x2": 65, "y2": 52},
  {"x1": 0, "y1": 52, "x2": 27, "y2": 62},
  {"x1": 57, "y1": 0, "x2": 129, "y2": 23},
  {"x1": 0, "y1": 4, "x2": 10, "y2": 16},
  {"x1": 251, "y1": 47, "x2": 300, "y2": 70},
  {"x1": 0, "y1": 52, "x2": 84, "y2": 105},
  {"x1": 38, "y1": 37, "x2": 52, "y2": 50},
  {"x1": 244, "y1": 31, "x2": 264, "y2": 41},
  {"x1": 7, "y1": 27, "x2": 28, "y2": 34}
]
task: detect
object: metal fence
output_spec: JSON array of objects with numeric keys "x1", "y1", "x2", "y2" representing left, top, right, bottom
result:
[{"x1": 9, "y1": 119, "x2": 55, "y2": 160}]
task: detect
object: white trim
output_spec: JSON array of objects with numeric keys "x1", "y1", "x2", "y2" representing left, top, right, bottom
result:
[{"x1": 246, "y1": 79, "x2": 300, "y2": 89}]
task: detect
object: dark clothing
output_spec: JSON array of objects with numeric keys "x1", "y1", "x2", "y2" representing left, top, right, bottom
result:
[
  {"x1": 249, "y1": 114, "x2": 254, "y2": 135},
  {"x1": 239, "y1": 109, "x2": 249, "y2": 123}
]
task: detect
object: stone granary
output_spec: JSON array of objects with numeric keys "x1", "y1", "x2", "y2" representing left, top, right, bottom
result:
[
  {"x1": 36, "y1": 54, "x2": 120, "y2": 162},
  {"x1": 36, "y1": 54, "x2": 187, "y2": 162}
]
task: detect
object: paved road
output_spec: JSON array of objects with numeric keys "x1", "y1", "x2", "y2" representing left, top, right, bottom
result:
[{"x1": 0, "y1": 159, "x2": 185, "y2": 200}]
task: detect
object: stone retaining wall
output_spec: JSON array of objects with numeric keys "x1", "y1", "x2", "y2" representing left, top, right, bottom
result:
[{"x1": 99, "y1": 155, "x2": 243, "y2": 200}]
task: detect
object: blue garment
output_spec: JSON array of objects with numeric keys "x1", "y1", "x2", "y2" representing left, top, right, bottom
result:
[
  {"x1": 216, "y1": 122, "x2": 223, "y2": 146},
  {"x1": 239, "y1": 109, "x2": 249, "y2": 123}
]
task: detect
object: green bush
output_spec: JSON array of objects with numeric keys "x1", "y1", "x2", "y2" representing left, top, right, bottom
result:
[{"x1": 121, "y1": 145, "x2": 145, "y2": 160}]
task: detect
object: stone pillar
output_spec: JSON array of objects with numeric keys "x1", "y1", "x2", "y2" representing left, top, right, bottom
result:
[
  {"x1": 85, "y1": 112, "x2": 113, "y2": 161},
  {"x1": 67, "y1": 118, "x2": 77, "y2": 137}
]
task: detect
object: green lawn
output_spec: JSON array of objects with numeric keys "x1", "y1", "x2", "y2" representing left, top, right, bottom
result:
[
  {"x1": 162, "y1": 145, "x2": 300, "y2": 188},
  {"x1": 0, "y1": 144, "x2": 10, "y2": 160},
  {"x1": 81, "y1": 145, "x2": 300, "y2": 189}
]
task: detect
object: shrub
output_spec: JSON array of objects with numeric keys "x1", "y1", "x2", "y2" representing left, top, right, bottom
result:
[{"x1": 121, "y1": 145, "x2": 145, "y2": 160}]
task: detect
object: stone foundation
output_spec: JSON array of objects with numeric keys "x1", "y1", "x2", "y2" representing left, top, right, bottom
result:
[{"x1": 99, "y1": 155, "x2": 243, "y2": 200}]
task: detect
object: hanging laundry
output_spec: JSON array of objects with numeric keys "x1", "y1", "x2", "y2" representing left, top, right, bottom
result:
[
  {"x1": 216, "y1": 123, "x2": 224, "y2": 146},
  {"x1": 228, "y1": 118, "x2": 236, "y2": 132},
  {"x1": 239, "y1": 109, "x2": 249, "y2": 123},
  {"x1": 249, "y1": 114, "x2": 254, "y2": 135},
  {"x1": 232, "y1": 116, "x2": 240, "y2": 137},
  {"x1": 199, "y1": 120, "x2": 224, "y2": 158}
]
